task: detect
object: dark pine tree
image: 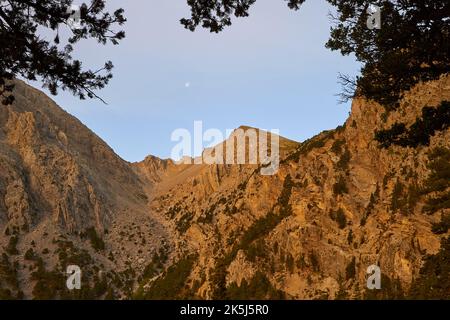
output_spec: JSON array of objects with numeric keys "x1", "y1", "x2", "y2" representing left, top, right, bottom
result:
[{"x1": 0, "y1": 0, "x2": 125, "y2": 105}]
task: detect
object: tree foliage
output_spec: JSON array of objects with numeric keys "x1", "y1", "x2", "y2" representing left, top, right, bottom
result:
[
  {"x1": 0, "y1": 0, "x2": 125, "y2": 104},
  {"x1": 345, "y1": 256, "x2": 356, "y2": 280},
  {"x1": 333, "y1": 176, "x2": 349, "y2": 196},
  {"x1": 421, "y1": 147, "x2": 450, "y2": 215},
  {"x1": 84, "y1": 227, "x2": 105, "y2": 251},
  {"x1": 226, "y1": 271, "x2": 285, "y2": 300},
  {"x1": 375, "y1": 101, "x2": 450, "y2": 148},
  {"x1": 409, "y1": 237, "x2": 450, "y2": 299},
  {"x1": 137, "y1": 255, "x2": 197, "y2": 300},
  {"x1": 181, "y1": 0, "x2": 304, "y2": 32}
]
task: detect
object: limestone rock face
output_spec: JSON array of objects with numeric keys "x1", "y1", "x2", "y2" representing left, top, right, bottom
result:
[
  {"x1": 0, "y1": 75, "x2": 449, "y2": 299},
  {"x1": 0, "y1": 80, "x2": 146, "y2": 233},
  {"x1": 0, "y1": 80, "x2": 168, "y2": 299},
  {"x1": 138, "y1": 74, "x2": 450, "y2": 299}
]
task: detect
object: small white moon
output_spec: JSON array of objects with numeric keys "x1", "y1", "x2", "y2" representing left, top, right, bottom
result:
[{"x1": 185, "y1": 82, "x2": 190, "y2": 88}]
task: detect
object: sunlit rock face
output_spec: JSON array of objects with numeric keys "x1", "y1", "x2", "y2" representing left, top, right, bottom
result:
[{"x1": 0, "y1": 75, "x2": 449, "y2": 299}]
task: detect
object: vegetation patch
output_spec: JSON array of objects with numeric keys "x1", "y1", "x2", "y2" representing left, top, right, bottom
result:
[
  {"x1": 197, "y1": 203, "x2": 217, "y2": 224},
  {"x1": 333, "y1": 176, "x2": 348, "y2": 196},
  {"x1": 375, "y1": 102, "x2": 450, "y2": 148},
  {"x1": 331, "y1": 139, "x2": 346, "y2": 154},
  {"x1": 136, "y1": 254, "x2": 197, "y2": 300},
  {"x1": 284, "y1": 131, "x2": 333, "y2": 163},
  {"x1": 345, "y1": 257, "x2": 356, "y2": 280},
  {"x1": 141, "y1": 246, "x2": 169, "y2": 280},
  {"x1": 421, "y1": 147, "x2": 450, "y2": 215},
  {"x1": 0, "y1": 253, "x2": 20, "y2": 299},
  {"x1": 83, "y1": 227, "x2": 105, "y2": 252},
  {"x1": 226, "y1": 272, "x2": 285, "y2": 300},
  {"x1": 176, "y1": 211, "x2": 195, "y2": 233},
  {"x1": 431, "y1": 213, "x2": 450, "y2": 235},
  {"x1": 390, "y1": 180, "x2": 406, "y2": 214},
  {"x1": 409, "y1": 237, "x2": 450, "y2": 299},
  {"x1": 361, "y1": 185, "x2": 380, "y2": 226},
  {"x1": 336, "y1": 149, "x2": 351, "y2": 172},
  {"x1": 330, "y1": 208, "x2": 347, "y2": 229},
  {"x1": 5, "y1": 236, "x2": 19, "y2": 255}
]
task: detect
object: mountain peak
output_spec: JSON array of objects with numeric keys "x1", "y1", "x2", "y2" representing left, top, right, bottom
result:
[{"x1": 1, "y1": 75, "x2": 449, "y2": 299}]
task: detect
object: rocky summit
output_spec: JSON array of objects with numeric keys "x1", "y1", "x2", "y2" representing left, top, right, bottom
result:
[{"x1": 0, "y1": 76, "x2": 449, "y2": 299}]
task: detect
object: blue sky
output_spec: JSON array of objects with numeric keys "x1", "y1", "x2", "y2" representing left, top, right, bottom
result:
[{"x1": 29, "y1": 0, "x2": 360, "y2": 162}]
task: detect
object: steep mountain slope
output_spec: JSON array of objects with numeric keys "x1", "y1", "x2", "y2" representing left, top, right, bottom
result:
[
  {"x1": 0, "y1": 80, "x2": 171, "y2": 299},
  {"x1": 0, "y1": 75, "x2": 449, "y2": 300},
  {"x1": 0, "y1": 80, "x2": 148, "y2": 232},
  {"x1": 135, "y1": 74, "x2": 450, "y2": 300}
]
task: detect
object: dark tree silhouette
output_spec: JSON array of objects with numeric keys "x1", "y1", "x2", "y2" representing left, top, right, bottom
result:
[
  {"x1": 375, "y1": 101, "x2": 450, "y2": 148},
  {"x1": 182, "y1": 0, "x2": 450, "y2": 109},
  {"x1": 0, "y1": 0, "x2": 125, "y2": 105}
]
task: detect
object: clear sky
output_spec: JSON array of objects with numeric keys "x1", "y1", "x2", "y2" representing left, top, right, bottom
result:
[{"x1": 28, "y1": 0, "x2": 360, "y2": 162}]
